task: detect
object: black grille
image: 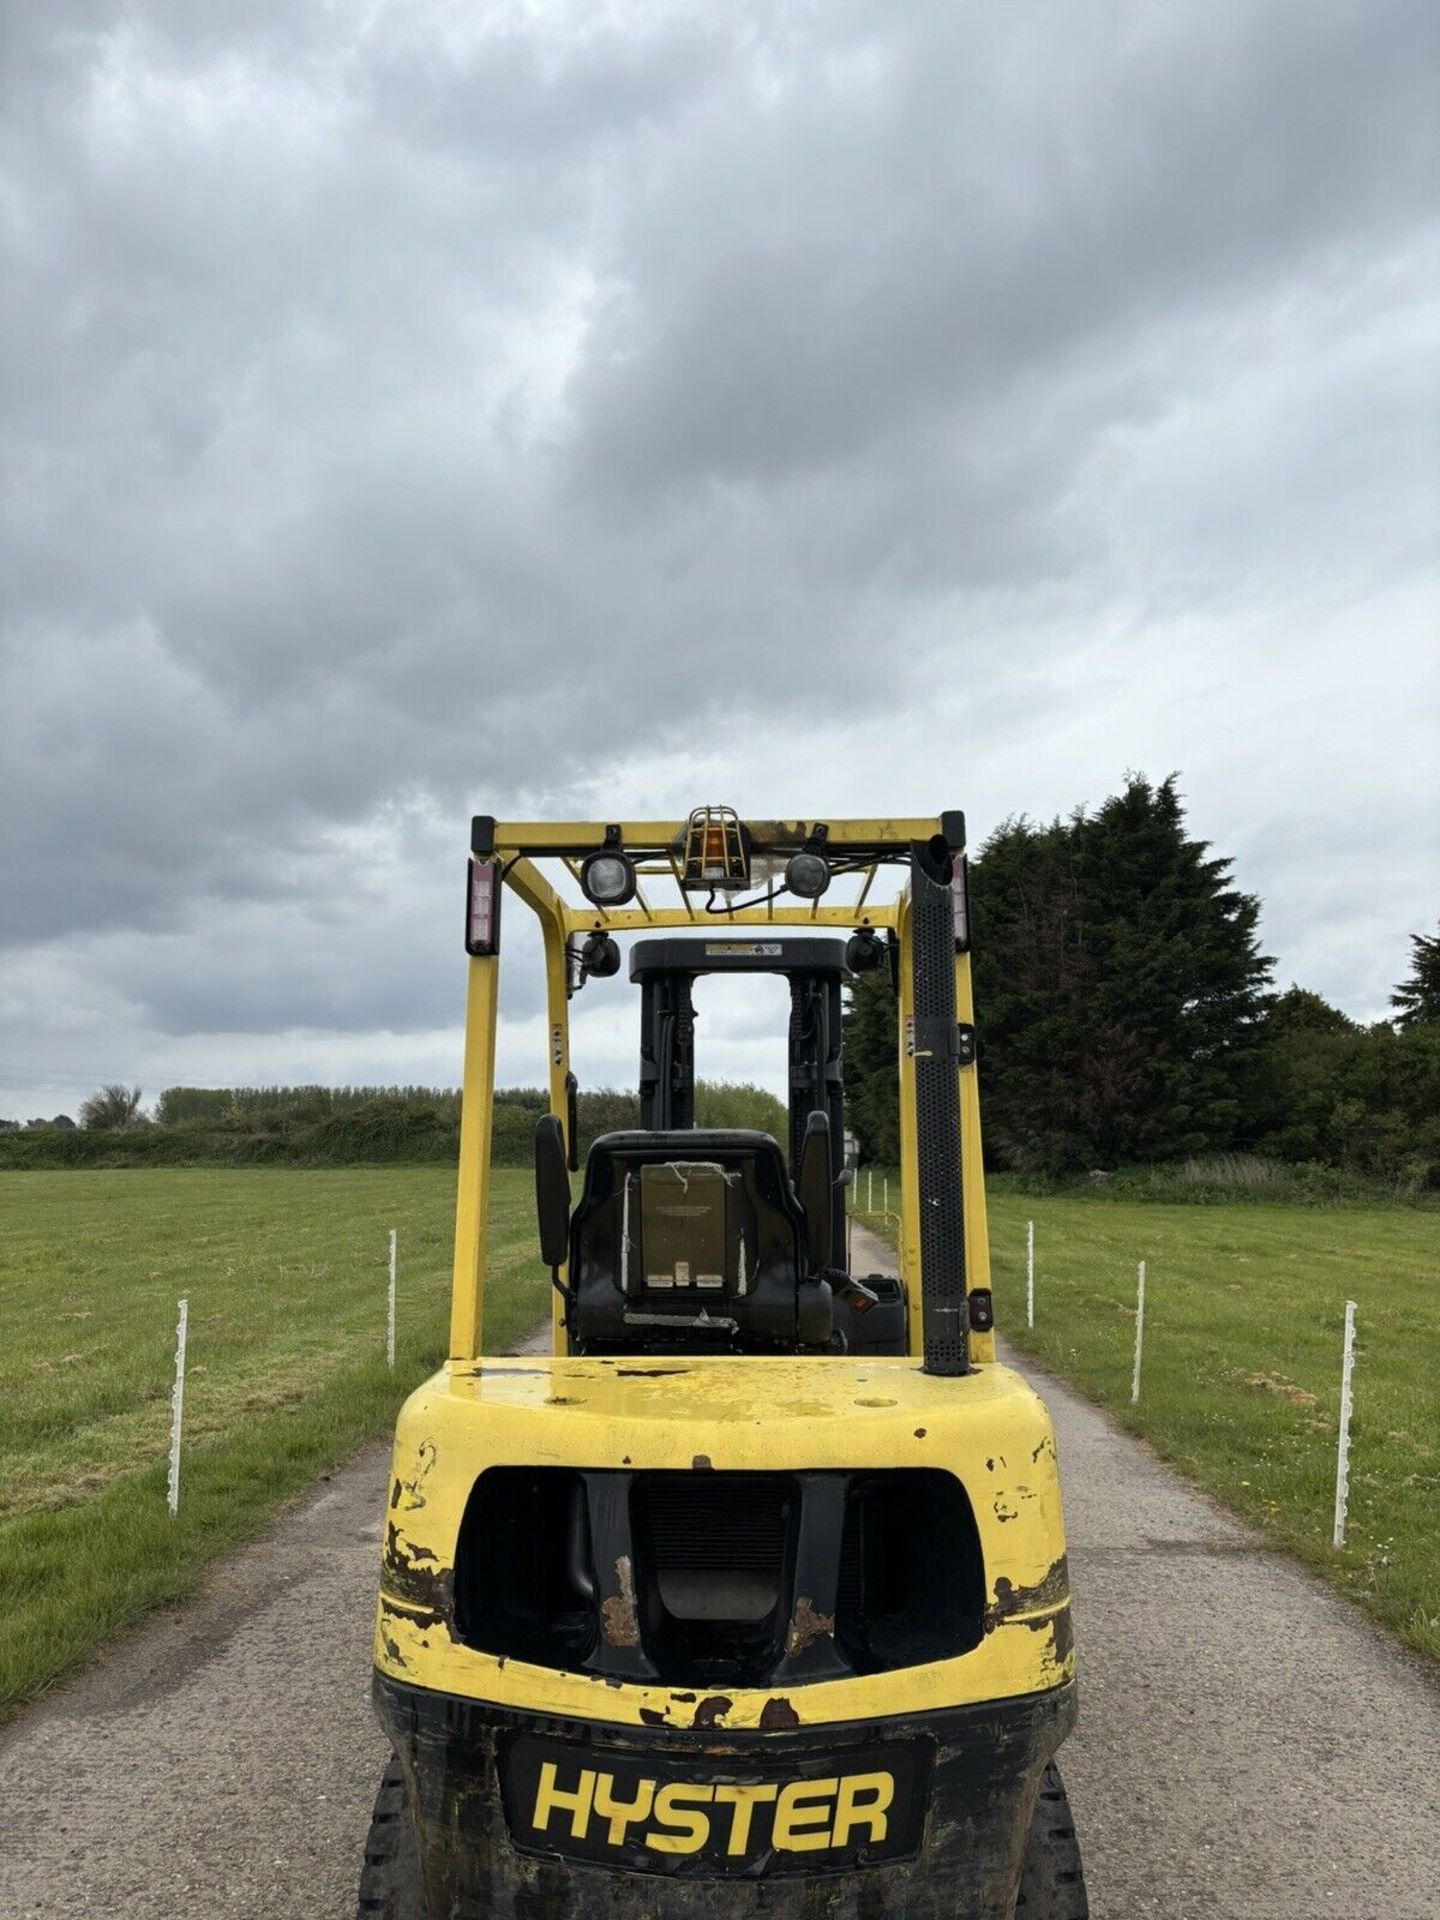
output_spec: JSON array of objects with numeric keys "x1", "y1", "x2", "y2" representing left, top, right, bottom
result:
[{"x1": 452, "y1": 1467, "x2": 984, "y2": 1688}]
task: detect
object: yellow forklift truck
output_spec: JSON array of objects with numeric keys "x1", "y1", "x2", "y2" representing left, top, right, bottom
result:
[{"x1": 359, "y1": 810, "x2": 1086, "y2": 1920}]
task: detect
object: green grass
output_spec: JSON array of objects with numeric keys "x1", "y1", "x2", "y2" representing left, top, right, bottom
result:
[
  {"x1": 0, "y1": 1167, "x2": 546, "y2": 1714},
  {"x1": 6, "y1": 1167, "x2": 1435, "y2": 1716},
  {"x1": 854, "y1": 1179, "x2": 1440, "y2": 1662}
]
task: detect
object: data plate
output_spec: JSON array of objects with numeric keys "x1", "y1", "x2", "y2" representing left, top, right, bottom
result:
[{"x1": 500, "y1": 1732, "x2": 931, "y2": 1877}]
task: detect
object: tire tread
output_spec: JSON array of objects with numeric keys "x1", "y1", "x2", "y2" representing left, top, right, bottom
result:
[
  {"x1": 1013, "y1": 1762, "x2": 1089, "y2": 1920},
  {"x1": 355, "y1": 1758, "x2": 426, "y2": 1920}
]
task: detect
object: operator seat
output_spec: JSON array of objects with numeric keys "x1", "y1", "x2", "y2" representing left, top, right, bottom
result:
[{"x1": 566, "y1": 1130, "x2": 833, "y2": 1353}]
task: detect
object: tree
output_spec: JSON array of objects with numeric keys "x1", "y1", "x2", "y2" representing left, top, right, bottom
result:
[
  {"x1": 971, "y1": 776, "x2": 1273, "y2": 1172},
  {"x1": 1247, "y1": 986, "x2": 1440, "y2": 1188},
  {"x1": 843, "y1": 967, "x2": 899, "y2": 1163},
  {"x1": 78, "y1": 1084, "x2": 144, "y2": 1130},
  {"x1": 1391, "y1": 924, "x2": 1440, "y2": 1029}
]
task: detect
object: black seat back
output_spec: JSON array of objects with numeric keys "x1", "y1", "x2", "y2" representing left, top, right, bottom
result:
[{"x1": 567, "y1": 1130, "x2": 832, "y2": 1353}]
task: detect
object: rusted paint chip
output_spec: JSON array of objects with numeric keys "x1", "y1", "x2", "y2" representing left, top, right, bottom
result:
[
  {"x1": 759, "y1": 1696, "x2": 800, "y2": 1730},
  {"x1": 785, "y1": 1595, "x2": 835, "y2": 1657},
  {"x1": 1050, "y1": 1607, "x2": 1075, "y2": 1664},
  {"x1": 691, "y1": 1695, "x2": 733, "y2": 1729},
  {"x1": 381, "y1": 1524, "x2": 454, "y2": 1621},
  {"x1": 691, "y1": 1453, "x2": 714, "y2": 1471},
  {"x1": 601, "y1": 1555, "x2": 641, "y2": 1647},
  {"x1": 983, "y1": 1554, "x2": 1070, "y2": 1633}
]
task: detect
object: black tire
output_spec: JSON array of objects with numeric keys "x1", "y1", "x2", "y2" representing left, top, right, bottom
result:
[
  {"x1": 1014, "y1": 1761, "x2": 1089, "y2": 1919},
  {"x1": 356, "y1": 1757, "x2": 426, "y2": 1920}
]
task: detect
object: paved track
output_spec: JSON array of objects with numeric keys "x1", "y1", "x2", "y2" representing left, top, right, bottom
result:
[{"x1": 5, "y1": 1257, "x2": 1437, "y2": 1919}]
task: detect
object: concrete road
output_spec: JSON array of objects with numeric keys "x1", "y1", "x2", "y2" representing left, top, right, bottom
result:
[
  {"x1": 4, "y1": 1273, "x2": 1437, "y2": 1920},
  {"x1": 1046, "y1": 1342, "x2": 1440, "y2": 1919}
]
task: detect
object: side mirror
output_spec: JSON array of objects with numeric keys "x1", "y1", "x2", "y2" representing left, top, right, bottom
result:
[
  {"x1": 565, "y1": 1071, "x2": 579, "y2": 1173},
  {"x1": 534, "y1": 1115, "x2": 571, "y2": 1269},
  {"x1": 797, "y1": 1111, "x2": 833, "y2": 1271}
]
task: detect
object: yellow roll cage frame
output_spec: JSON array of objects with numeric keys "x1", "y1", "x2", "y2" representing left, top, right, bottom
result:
[{"x1": 448, "y1": 815, "x2": 995, "y2": 1368}]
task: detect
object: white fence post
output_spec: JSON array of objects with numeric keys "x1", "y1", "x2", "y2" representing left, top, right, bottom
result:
[
  {"x1": 1130, "y1": 1261, "x2": 1146, "y2": 1405},
  {"x1": 883, "y1": 1175, "x2": 889, "y2": 1217},
  {"x1": 1026, "y1": 1219, "x2": 1035, "y2": 1330},
  {"x1": 867, "y1": 1168, "x2": 873, "y2": 1213},
  {"x1": 167, "y1": 1297, "x2": 188, "y2": 1516},
  {"x1": 387, "y1": 1229, "x2": 397, "y2": 1369},
  {"x1": 1333, "y1": 1300, "x2": 1357, "y2": 1549}
]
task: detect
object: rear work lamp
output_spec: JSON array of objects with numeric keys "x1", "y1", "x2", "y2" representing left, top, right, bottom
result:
[
  {"x1": 784, "y1": 849, "x2": 830, "y2": 898},
  {"x1": 846, "y1": 927, "x2": 887, "y2": 973},
  {"x1": 580, "y1": 851, "x2": 637, "y2": 907},
  {"x1": 579, "y1": 930, "x2": 622, "y2": 978},
  {"x1": 465, "y1": 857, "x2": 502, "y2": 955}
]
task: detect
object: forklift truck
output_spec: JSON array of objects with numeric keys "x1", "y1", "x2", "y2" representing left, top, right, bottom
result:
[{"x1": 359, "y1": 810, "x2": 1087, "y2": 1919}]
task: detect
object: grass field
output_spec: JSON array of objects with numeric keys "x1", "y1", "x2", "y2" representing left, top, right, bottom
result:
[
  {"x1": 5, "y1": 1168, "x2": 1436, "y2": 1717},
  {"x1": 0, "y1": 1167, "x2": 546, "y2": 1714},
  {"x1": 856, "y1": 1183, "x2": 1439, "y2": 1663}
]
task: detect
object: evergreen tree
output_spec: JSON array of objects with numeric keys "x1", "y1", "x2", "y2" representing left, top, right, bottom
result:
[
  {"x1": 842, "y1": 967, "x2": 899, "y2": 1164},
  {"x1": 971, "y1": 776, "x2": 1272, "y2": 1172},
  {"x1": 967, "y1": 815, "x2": 1103, "y2": 1173},
  {"x1": 1390, "y1": 924, "x2": 1440, "y2": 1028}
]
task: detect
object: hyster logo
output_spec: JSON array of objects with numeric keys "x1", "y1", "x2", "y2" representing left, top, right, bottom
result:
[{"x1": 531, "y1": 1761, "x2": 895, "y2": 1857}]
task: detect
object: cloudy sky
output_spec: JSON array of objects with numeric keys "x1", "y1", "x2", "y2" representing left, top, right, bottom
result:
[{"x1": 2, "y1": 0, "x2": 1436, "y2": 1120}]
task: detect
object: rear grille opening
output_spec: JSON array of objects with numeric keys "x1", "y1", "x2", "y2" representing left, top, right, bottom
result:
[
  {"x1": 836, "y1": 1469, "x2": 985, "y2": 1670},
  {"x1": 452, "y1": 1468, "x2": 596, "y2": 1668},
  {"x1": 634, "y1": 1472, "x2": 791, "y2": 1686},
  {"x1": 452, "y1": 1466, "x2": 985, "y2": 1684}
]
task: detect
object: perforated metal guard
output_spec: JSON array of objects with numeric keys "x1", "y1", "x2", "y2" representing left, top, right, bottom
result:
[{"x1": 912, "y1": 846, "x2": 970, "y2": 1376}]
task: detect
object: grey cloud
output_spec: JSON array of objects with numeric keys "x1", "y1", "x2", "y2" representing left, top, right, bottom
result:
[
  {"x1": 570, "y1": 0, "x2": 1437, "y2": 493},
  {"x1": 2, "y1": 0, "x2": 1436, "y2": 1110}
]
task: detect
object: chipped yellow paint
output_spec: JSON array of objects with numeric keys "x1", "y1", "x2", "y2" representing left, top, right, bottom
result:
[{"x1": 372, "y1": 1355, "x2": 1074, "y2": 1729}]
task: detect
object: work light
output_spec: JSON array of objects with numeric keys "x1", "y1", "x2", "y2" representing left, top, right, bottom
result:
[
  {"x1": 580, "y1": 851, "x2": 636, "y2": 907},
  {"x1": 465, "y1": 857, "x2": 502, "y2": 955},
  {"x1": 580, "y1": 931, "x2": 622, "y2": 978},
  {"x1": 785, "y1": 850, "x2": 831, "y2": 899},
  {"x1": 846, "y1": 928, "x2": 886, "y2": 972}
]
